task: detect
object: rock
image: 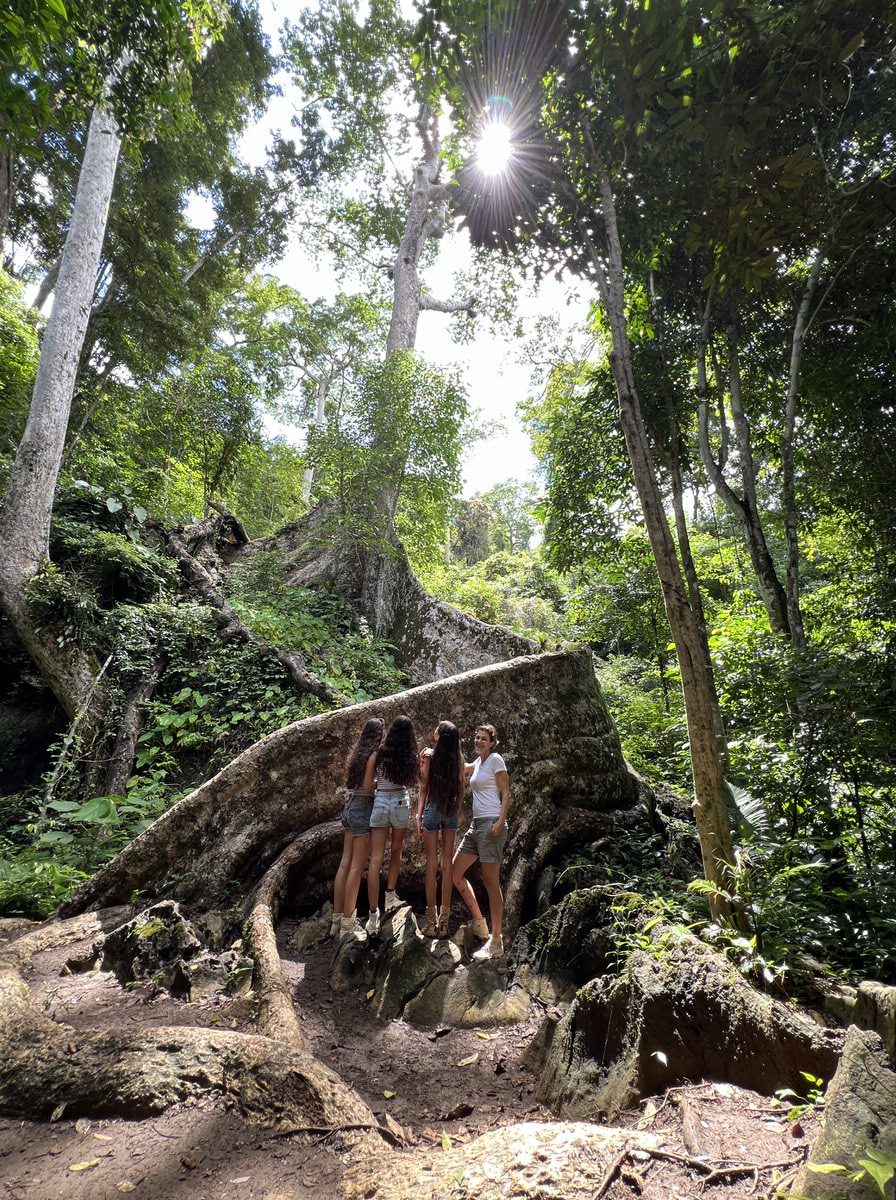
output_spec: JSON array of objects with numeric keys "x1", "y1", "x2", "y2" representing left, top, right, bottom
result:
[
  {"x1": 340, "y1": 1120, "x2": 668, "y2": 1200},
  {"x1": 534, "y1": 928, "x2": 844, "y2": 1120},
  {"x1": 289, "y1": 909, "x2": 333, "y2": 953},
  {"x1": 101, "y1": 901, "x2": 203, "y2": 993},
  {"x1": 404, "y1": 958, "x2": 531, "y2": 1028},
  {"x1": 793, "y1": 1025, "x2": 896, "y2": 1199},
  {"x1": 510, "y1": 887, "x2": 619, "y2": 1005},
  {"x1": 855, "y1": 982, "x2": 896, "y2": 1066}
]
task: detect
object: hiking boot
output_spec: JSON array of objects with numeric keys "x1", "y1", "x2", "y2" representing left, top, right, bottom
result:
[
  {"x1": 473, "y1": 934, "x2": 504, "y2": 960},
  {"x1": 437, "y1": 907, "x2": 451, "y2": 937},
  {"x1": 366, "y1": 908, "x2": 381, "y2": 936},
  {"x1": 384, "y1": 889, "x2": 401, "y2": 911},
  {"x1": 330, "y1": 911, "x2": 343, "y2": 937},
  {"x1": 421, "y1": 906, "x2": 438, "y2": 937},
  {"x1": 469, "y1": 917, "x2": 489, "y2": 940},
  {"x1": 340, "y1": 911, "x2": 365, "y2": 940}
]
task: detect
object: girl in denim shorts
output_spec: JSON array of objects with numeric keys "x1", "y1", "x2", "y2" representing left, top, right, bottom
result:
[
  {"x1": 332, "y1": 717, "x2": 384, "y2": 938},
  {"x1": 452, "y1": 724, "x2": 511, "y2": 960},
  {"x1": 416, "y1": 720, "x2": 465, "y2": 937},
  {"x1": 365, "y1": 715, "x2": 419, "y2": 936}
]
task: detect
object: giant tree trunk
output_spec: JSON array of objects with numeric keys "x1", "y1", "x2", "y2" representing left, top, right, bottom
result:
[
  {"x1": 0, "y1": 99, "x2": 121, "y2": 725},
  {"x1": 62, "y1": 648, "x2": 640, "y2": 918}
]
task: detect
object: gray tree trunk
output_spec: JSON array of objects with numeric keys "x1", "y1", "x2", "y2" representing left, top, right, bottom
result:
[
  {"x1": 696, "y1": 300, "x2": 790, "y2": 638},
  {"x1": 0, "y1": 99, "x2": 122, "y2": 721}
]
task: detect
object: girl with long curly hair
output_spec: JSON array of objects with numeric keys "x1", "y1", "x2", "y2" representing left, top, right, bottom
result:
[
  {"x1": 416, "y1": 720, "x2": 465, "y2": 937},
  {"x1": 332, "y1": 716, "x2": 384, "y2": 937},
  {"x1": 365, "y1": 714, "x2": 419, "y2": 935}
]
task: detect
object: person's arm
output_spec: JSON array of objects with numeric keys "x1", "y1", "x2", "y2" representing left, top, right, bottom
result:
[
  {"x1": 362, "y1": 750, "x2": 378, "y2": 794},
  {"x1": 416, "y1": 748, "x2": 432, "y2": 828},
  {"x1": 463, "y1": 759, "x2": 475, "y2": 778},
  {"x1": 491, "y1": 770, "x2": 510, "y2": 836}
]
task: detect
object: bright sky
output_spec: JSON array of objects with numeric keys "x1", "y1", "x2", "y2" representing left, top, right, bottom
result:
[{"x1": 211, "y1": 0, "x2": 594, "y2": 499}]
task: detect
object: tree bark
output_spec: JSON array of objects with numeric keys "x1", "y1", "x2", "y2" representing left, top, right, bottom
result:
[
  {"x1": 781, "y1": 251, "x2": 822, "y2": 651},
  {"x1": 696, "y1": 297, "x2": 791, "y2": 637},
  {"x1": 0, "y1": 99, "x2": 122, "y2": 724},
  {"x1": 61, "y1": 648, "x2": 638, "y2": 920},
  {"x1": 576, "y1": 124, "x2": 739, "y2": 923}
]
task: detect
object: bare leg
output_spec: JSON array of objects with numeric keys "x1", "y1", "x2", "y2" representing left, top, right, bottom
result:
[
  {"x1": 480, "y1": 861, "x2": 503, "y2": 937},
  {"x1": 367, "y1": 827, "x2": 388, "y2": 912},
  {"x1": 333, "y1": 828, "x2": 354, "y2": 916},
  {"x1": 439, "y1": 830, "x2": 457, "y2": 911},
  {"x1": 386, "y1": 828, "x2": 406, "y2": 891},
  {"x1": 423, "y1": 829, "x2": 439, "y2": 909},
  {"x1": 452, "y1": 850, "x2": 484, "y2": 922},
  {"x1": 343, "y1": 834, "x2": 370, "y2": 917}
]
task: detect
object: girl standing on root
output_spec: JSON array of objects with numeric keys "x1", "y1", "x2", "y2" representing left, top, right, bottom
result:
[
  {"x1": 416, "y1": 720, "x2": 465, "y2": 938},
  {"x1": 366, "y1": 714, "x2": 419, "y2": 936},
  {"x1": 452, "y1": 724, "x2": 511, "y2": 960},
  {"x1": 333, "y1": 717, "x2": 385, "y2": 938}
]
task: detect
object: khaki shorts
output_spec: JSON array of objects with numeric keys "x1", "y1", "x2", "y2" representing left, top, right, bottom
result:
[{"x1": 457, "y1": 817, "x2": 508, "y2": 864}]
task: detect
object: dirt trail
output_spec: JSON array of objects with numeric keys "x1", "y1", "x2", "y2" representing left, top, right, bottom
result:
[{"x1": 0, "y1": 914, "x2": 818, "y2": 1200}]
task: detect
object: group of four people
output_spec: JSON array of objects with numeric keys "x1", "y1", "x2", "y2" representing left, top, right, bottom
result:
[{"x1": 331, "y1": 716, "x2": 510, "y2": 960}]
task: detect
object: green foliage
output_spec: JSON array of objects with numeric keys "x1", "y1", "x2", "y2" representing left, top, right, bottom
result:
[
  {"x1": 597, "y1": 656, "x2": 689, "y2": 788},
  {"x1": 807, "y1": 1146, "x2": 896, "y2": 1198},
  {"x1": 421, "y1": 549, "x2": 569, "y2": 643},
  {"x1": 0, "y1": 270, "x2": 40, "y2": 477}
]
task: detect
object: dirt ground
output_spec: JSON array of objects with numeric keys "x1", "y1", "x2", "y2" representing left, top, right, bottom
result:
[{"x1": 1, "y1": 913, "x2": 820, "y2": 1200}]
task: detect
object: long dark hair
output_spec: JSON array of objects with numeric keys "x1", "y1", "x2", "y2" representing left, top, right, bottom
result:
[
  {"x1": 345, "y1": 717, "x2": 384, "y2": 789},
  {"x1": 427, "y1": 720, "x2": 464, "y2": 816},
  {"x1": 376, "y1": 715, "x2": 419, "y2": 788}
]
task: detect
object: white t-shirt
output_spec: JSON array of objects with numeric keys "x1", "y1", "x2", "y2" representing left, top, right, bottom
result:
[{"x1": 470, "y1": 752, "x2": 507, "y2": 819}]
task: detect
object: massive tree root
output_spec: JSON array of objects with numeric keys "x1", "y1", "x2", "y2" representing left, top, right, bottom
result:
[
  {"x1": 61, "y1": 648, "x2": 639, "y2": 918},
  {"x1": 0, "y1": 909, "x2": 381, "y2": 1141}
]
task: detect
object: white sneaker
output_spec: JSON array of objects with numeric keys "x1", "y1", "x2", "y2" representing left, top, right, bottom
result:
[
  {"x1": 384, "y1": 889, "x2": 400, "y2": 911},
  {"x1": 330, "y1": 912, "x2": 343, "y2": 936},
  {"x1": 366, "y1": 908, "x2": 381, "y2": 936},
  {"x1": 473, "y1": 934, "x2": 504, "y2": 960}
]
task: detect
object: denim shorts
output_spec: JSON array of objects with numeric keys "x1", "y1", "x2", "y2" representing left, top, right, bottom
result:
[
  {"x1": 457, "y1": 817, "x2": 508, "y2": 864},
  {"x1": 370, "y1": 789, "x2": 411, "y2": 830},
  {"x1": 341, "y1": 790, "x2": 374, "y2": 837},
  {"x1": 421, "y1": 804, "x2": 460, "y2": 833}
]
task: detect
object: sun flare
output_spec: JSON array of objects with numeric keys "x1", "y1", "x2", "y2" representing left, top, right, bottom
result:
[{"x1": 477, "y1": 120, "x2": 513, "y2": 176}]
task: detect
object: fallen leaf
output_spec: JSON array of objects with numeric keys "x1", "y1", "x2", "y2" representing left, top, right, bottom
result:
[
  {"x1": 69, "y1": 1159, "x2": 100, "y2": 1171},
  {"x1": 75, "y1": 1118, "x2": 92, "y2": 1135},
  {"x1": 92, "y1": 1133, "x2": 113, "y2": 1142},
  {"x1": 457, "y1": 1053, "x2": 479, "y2": 1067},
  {"x1": 50, "y1": 1103, "x2": 66, "y2": 1122},
  {"x1": 475, "y1": 1032, "x2": 497, "y2": 1040},
  {"x1": 116, "y1": 1184, "x2": 136, "y2": 1193},
  {"x1": 366, "y1": 989, "x2": 375, "y2": 1000},
  {"x1": 50, "y1": 1147, "x2": 63, "y2": 1155},
  {"x1": 208, "y1": 1016, "x2": 221, "y2": 1025},
  {"x1": 383, "y1": 1090, "x2": 396, "y2": 1099},
  {"x1": 441, "y1": 1131, "x2": 452, "y2": 1151},
  {"x1": 229, "y1": 1178, "x2": 251, "y2": 1184}
]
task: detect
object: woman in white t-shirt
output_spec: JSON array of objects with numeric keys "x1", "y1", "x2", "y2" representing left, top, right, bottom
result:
[{"x1": 451, "y1": 724, "x2": 511, "y2": 960}]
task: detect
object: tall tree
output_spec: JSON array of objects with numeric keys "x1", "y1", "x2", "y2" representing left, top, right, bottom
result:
[{"x1": 0, "y1": 1, "x2": 226, "y2": 724}]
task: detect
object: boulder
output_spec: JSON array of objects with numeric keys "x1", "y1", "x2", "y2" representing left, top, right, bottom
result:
[
  {"x1": 532, "y1": 927, "x2": 844, "y2": 1120},
  {"x1": 793, "y1": 1025, "x2": 896, "y2": 1199}
]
